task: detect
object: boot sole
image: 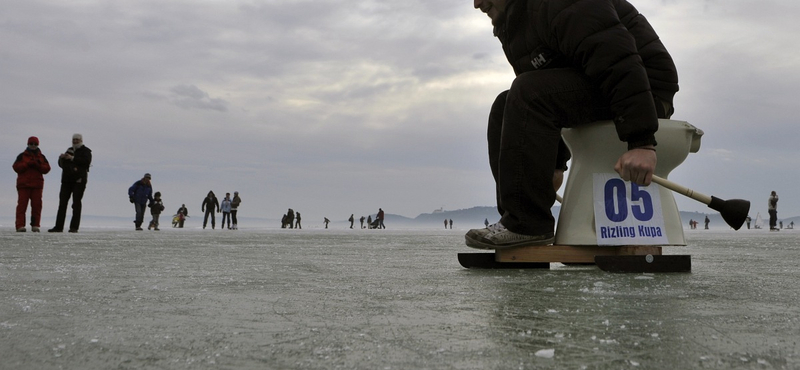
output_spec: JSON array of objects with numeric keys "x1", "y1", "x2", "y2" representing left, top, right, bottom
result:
[{"x1": 465, "y1": 235, "x2": 555, "y2": 250}]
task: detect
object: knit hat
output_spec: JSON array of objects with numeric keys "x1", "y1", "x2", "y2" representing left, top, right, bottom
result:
[
  {"x1": 72, "y1": 133, "x2": 82, "y2": 141},
  {"x1": 28, "y1": 136, "x2": 39, "y2": 145},
  {"x1": 144, "y1": 173, "x2": 152, "y2": 179}
]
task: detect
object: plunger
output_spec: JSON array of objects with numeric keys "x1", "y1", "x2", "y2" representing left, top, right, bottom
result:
[{"x1": 651, "y1": 175, "x2": 750, "y2": 230}]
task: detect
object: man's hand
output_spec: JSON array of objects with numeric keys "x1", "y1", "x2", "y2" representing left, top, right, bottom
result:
[{"x1": 614, "y1": 147, "x2": 657, "y2": 186}]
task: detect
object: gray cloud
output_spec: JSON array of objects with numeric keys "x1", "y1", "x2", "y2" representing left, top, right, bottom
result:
[
  {"x1": 2, "y1": 0, "x2": 799, "y2": 223},
  {"x1": 169, "y1": 85, "x2": 228, "y2": 112}
]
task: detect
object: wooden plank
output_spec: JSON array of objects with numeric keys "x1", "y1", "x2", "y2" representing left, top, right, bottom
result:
[{"x1": 495, "y1": 245, "x2": 662, "y2": 263}]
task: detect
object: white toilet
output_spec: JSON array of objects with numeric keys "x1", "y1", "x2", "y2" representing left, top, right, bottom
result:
[{"x1": 555, "y1": 119, "x2": 703, "y2": 246}]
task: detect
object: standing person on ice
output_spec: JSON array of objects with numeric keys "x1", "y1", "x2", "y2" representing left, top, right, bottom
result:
[
  {"x1": 231, "y1": 191, "x2": 241, "y2": 230},
  {"x1": 13, "y1": 136, "x2": 51, "y2": 232},
  {"x1": 128, "y1": 173, "x2": 153, "y2": 230},
  {"x1": 49, "y1": 133, "x2": 92, "y2": 233},
  {"x1": 465, "y1": 0, "x2": 679, "y2": 249},
  {"x1": 220, "y1": 192, "x2": 232, "y2": 230},
  {"x1": 201, "y1": 191, "x2": 219, "y2": 229},
  {"x1": 768, "y1": 191, "x2": 779, "y2": 231}
]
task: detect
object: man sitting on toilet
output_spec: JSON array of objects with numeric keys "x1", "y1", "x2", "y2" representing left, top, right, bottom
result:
[{"x1": 466, "y1": 0, "x2": 679, "y2": 249}]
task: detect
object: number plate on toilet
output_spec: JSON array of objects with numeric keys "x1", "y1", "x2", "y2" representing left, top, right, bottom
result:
[{"x1": 592, "y1": 173, "x2": 667, "y2": 245}]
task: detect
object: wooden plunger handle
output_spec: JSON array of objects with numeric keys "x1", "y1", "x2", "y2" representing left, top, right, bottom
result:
[
  {"x1": 556, "y1": 176, "x2": 713, "y2": 206},
  {"x1": 651, "y1": 175, "x2": 712, "y2": 205}
]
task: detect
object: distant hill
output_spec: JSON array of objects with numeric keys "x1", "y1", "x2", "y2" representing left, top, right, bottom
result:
[{"x1": 383, "y1": 206, "x2": 561, "y2": 229}]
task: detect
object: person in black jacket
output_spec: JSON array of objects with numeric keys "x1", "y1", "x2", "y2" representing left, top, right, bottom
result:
[
  {"x1": 128, "y1": 173, "x2": 153, "y2": 230},
  {"x1": 466, "y1": 0, "x2": 679, "y2": 249},
  {"x1": 49, "y1": 134, "x2": 92, "y2": 233},
  {"x1": 201, "y1": 191, "x2": 219, "y2": 229}
]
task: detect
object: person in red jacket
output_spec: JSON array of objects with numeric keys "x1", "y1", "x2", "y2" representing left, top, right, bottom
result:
[
  {"x1": 466, "y1": 0, "x2": 678, "y2": 249},
  {"x1": 12, "y1": 136, "x2": 51, "y2": 232}
]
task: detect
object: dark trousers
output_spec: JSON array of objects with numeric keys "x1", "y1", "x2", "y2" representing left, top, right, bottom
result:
[
  {"x1": 769, "y1": 210, "x2": 777, "y2": 229},
  {"x1": 54, "y1": 182, "x2": 86, "y2": 231},
  {"x1": 221, "y1": 212, "x2": 231, "y2": 228},
  {"x1": 488, "y1": 69, "x2": 614, "y2": 236},
  {"x1": 203, "y1": 210, "x2": 215, "y2": 228},
  {"x1": 150, "y1": 213, "x2": 160, "y2": 228},
  {"x1": 231, "y1": 210, "x2": 238, "y2": 225},
  {"x1": 134, "y1": 203, "x2": 146, "y2": 227}
]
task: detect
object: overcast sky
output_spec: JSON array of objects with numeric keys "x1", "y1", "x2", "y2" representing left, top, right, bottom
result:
[{"x1": 3, "y1": 0, "x2": 799, "y2": 226}]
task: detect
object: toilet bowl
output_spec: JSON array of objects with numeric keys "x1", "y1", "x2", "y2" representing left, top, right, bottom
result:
[{"x1": 555, "y1": 119, "x2": 703, "y2": 246}]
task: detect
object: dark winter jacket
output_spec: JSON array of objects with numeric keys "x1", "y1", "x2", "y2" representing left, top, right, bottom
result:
[
  {"x1": 202, "y1": 195, "x2": 219, "y2": 213},
  {"x1": 495, "y1": 0, "x2": 679, "y2": 148},
  {"x1": 149, "y1": 199, "x2": 165, "y2": 215},
  {"x1": 231, "y1": 195, "x2": 241, "y2": 209},
  {"x1": 128, "y1": 180, "x2": 153, "y2": 205},
  {"x1": 58, "y1": 145, "x2": 92, "y2": 184},
  {"x1": 13, "y1": 148, "x2": 51, "y2": 188}
]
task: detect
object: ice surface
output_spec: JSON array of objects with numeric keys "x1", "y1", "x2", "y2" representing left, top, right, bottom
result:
[{"x1": 0, "y1": 228, "x2": 798, "y2": 369}]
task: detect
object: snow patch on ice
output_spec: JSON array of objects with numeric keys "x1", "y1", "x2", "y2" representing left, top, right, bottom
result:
[{"x1": 534, "y1": 348, "x2": 554, "y2": 358}]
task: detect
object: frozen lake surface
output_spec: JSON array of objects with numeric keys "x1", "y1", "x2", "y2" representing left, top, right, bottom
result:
[{"x1": 1, "y1": 228, "x2": 798, "y2": 369}]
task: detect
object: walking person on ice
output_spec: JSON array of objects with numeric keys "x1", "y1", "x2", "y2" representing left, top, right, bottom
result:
[
  {"x1": 148, "y1": 191, "x2": 165, "y2": 230},
  {"x1": 128, "y1": 173, "x2": 153, "y2": 230},
  {"x1": 231, "y1": 191, "x2": 241, "y2": 230}
]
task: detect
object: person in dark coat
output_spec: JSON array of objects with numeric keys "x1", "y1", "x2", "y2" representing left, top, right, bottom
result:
[
  {"x1": 231, "y1": 191, "x2": 241, "y2": 230},
  {"x1": 768, "y1": 191, "x2": 779, "y2": 231},
  {"x1": 13, "y1": 136, "x2": 51, "y2": 232},
  {"x1": 377, "y1": 208, "x2": 385, "y2": 229},
  {"x1": 128, "y1": 173, "x2": 153, "y2": 230},
  {"x1": 201, "y1": 191, "x2": 219, "y2": 229},
  {"x1": 148, "y1": 191, "x2": 165, "y2": 230},
  {"x1": 49, "y1": 133, "x2": 92, "y2": 233},
  {"x1": 286, "y1": 208, "x2": 295, "y2": 229},
  {"x1": 466, "y1": 0, "x2": 679, "y2": 249}
]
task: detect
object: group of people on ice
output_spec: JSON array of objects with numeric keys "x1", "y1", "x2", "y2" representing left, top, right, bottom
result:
[
  {"x1": 13, "y1": 134, "x2": 91, "y2": 233},
  {"x1": 127, "y1": 175, "x2": 243, "y2": 231}
]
